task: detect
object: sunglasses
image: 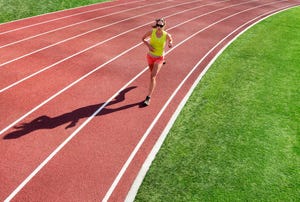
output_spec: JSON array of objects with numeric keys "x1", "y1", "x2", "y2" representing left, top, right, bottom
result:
[{"x1": 156, "y1": 24, "x2": 164, "y2": 28}]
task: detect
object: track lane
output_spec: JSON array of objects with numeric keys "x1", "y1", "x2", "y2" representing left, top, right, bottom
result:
[
  {"x1": 1, "y1": 0, "x2": 298, "y2": 202},
  {"x1": 2, "y1": 0, "x2": 300, "y2": 200}
]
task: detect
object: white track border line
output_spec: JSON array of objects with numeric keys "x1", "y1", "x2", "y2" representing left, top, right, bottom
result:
[
  {"x1": 124, "y1": 4, "x2": 300, "y2": 202},
  {"x1": 0, "y1": 0, "x2": 144, "y2": 35},
  {"x1": 0, "y1": 0, "x2": 249, "y2": 134},
  {"x1": 0, "y1": 0, "x2": 242, "y2": 93},
  {"x1": 0, "y1": 0, "x2": 172, "y2": 49},
  {"x1": 3, "y1": 1, "x2": 287, "y2": 201}
]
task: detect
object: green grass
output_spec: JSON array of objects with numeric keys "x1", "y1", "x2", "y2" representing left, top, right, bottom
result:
[
  {"x1": 0, "y1": 0, "x2": 108, "y2": 23},
  {"x1": 135, "y1": 7, "x2": 300, "y2": 202}
]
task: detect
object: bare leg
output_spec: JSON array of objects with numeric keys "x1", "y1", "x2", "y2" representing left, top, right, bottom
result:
[
  {"x1": 144, "y1": 61, "x2": 163, "y2": 106},
  {"x1": 148, "y1": 62, "x2": 163, "y2": 97}
]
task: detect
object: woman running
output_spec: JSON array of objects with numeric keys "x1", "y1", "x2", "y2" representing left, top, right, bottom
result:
[{"x1": 142, "y1": 18, "x2": 173, "y2": 106}]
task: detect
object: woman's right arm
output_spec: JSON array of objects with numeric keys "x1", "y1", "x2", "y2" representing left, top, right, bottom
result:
[{"x1": 142, "y1": 31, "x2": 154, "y2": 52}]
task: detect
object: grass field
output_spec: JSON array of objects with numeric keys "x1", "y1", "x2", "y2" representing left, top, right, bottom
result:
[
  {"x1": 135, "y1": 7, "x2": 300, "y2": 201},
  {"x1": 1, "y1": 1, "x2": 299, "y2": 201},
  {"x1": 0, "y1": 0, "x2": 107, "y2": 23}
]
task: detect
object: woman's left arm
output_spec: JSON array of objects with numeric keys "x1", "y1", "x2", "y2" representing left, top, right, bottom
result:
[{"x1": 167, "y1": 33, "x2": 173, "y2": 48}]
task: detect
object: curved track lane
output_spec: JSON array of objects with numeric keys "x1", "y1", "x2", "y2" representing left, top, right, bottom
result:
[{"x1": 1, "y1": 0, "x2": 299, "y2": 201}]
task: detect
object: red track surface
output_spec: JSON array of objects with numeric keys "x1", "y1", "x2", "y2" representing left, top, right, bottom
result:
[{"x1": 1, "y1": 0, "x2": 299, "y2": 201}]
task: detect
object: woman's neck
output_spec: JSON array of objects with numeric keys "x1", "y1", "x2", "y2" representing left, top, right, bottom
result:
[{"x1": 156, "y1": 28, "x2": 164, "y2": 35}]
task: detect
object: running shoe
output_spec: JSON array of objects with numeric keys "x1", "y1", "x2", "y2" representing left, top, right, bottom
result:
[{"x1": 144, "y1": 96, "x2": 151, "y2": 106}]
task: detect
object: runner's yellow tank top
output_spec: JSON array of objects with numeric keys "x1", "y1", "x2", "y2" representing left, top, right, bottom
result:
[{"x1": 149, "y1": 29, "x2": 167, "y2": 57}]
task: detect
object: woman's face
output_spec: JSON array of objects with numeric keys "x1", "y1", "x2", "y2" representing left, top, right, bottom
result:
[{"x1": 156, "y1": 20, "x2": 164, "y2": 29}]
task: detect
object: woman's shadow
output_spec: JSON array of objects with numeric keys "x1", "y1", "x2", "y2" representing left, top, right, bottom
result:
[{"x1": 4, "y1": 86, "x2": 145, "y2": 139}]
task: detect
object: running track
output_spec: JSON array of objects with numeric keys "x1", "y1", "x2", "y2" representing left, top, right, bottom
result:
[{"x1": 1, "y1": 0, "x2": 299, "y2": 201}]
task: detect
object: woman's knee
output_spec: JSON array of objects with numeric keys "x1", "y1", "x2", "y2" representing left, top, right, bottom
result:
[{"x1": 151, "y1": 73, "x2": 157, "y2": 80}]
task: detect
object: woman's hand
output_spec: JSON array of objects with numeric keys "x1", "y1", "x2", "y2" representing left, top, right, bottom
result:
[{"x1": 167, "y1": 33, "x2": 173, "y2": 48}]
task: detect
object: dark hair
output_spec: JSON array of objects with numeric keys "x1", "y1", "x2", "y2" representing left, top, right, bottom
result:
[{"x1": 152, "y1": 18, "x2": 166, "y2": 28}]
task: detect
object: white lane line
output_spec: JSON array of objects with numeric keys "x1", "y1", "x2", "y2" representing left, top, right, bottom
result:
[
  {"x1": 124, "y1": 4, "x2": 297, "y2": 201},
  {"x1": 0, "y1": 0, "x2": 145, "y2": 35},
  {"x1": 3, "y1": 1, "x2": 287, "y2": 201},
  {"x1": 0, "y1": 41, "x2": 141, "y2": 136},
  {"x1": 0, "y1": 0, "x2": 223, "y2": 93},
  {"x1": 0, "y1": 0, "x2": 202, "y2": 67},
  {"x1": 0, "y1": 0, "x2": 172, "y2": 49},
  {"x1": 0, "y1": 0, "x2": 250, "y2": 136},
  {"x1": 3, "y1": 68, "x2": 149, "y2": 202},
  {"x1": 0, "y1": 0, "x2": 232, "y2": 135},
  {"x1": 2, "y1": 0, "x2": 252, "y2": 93},
  {"x1": 0, "y1": 0, "x2": 193, "y2": 66},
  {"x1": 102, "y1": 1, "x2": 286, "y2": 201}
]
